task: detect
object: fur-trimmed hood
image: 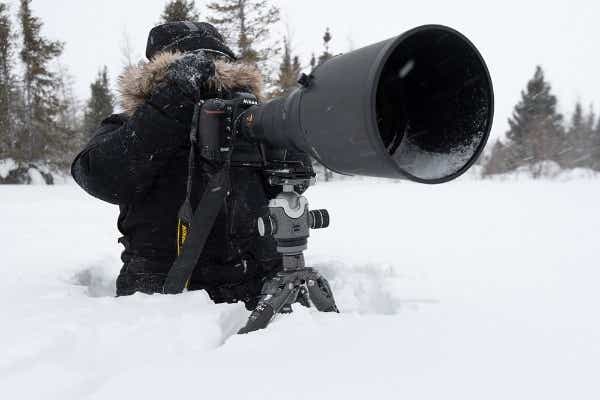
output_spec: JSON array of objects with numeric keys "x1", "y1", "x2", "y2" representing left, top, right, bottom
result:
[{"x1": 117, "y1": 52, "x2": 263, "y2": 115}]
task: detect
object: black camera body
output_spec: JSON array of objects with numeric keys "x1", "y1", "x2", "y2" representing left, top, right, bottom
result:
[{"x1": 198, "y1": 93, "x2": 314, "y2": 179}]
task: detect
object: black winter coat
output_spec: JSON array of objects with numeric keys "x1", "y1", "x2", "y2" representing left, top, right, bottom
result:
[{"x1": 71, "y1": 52, "x2": 284, "y2": 302}]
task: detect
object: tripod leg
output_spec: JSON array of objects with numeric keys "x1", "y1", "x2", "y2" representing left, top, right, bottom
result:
[
  {"x1": 307, "y1": 271, "x2": 339, "y2": 313},
  {"x1": 238, "y1": 274, "x2": 299, "y2": 334},
  {"x1": 297, "y1": 286, "x2": 311, "y2": 308}
]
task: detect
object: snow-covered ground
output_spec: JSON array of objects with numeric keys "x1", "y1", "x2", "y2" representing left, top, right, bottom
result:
[{"x1": 1, "y1": 179, "x2": 599, "y2": 400}]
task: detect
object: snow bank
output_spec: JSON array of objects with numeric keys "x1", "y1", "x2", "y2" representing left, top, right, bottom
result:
[
  {"x1": 315, "y1": 162, "x2": 599, "y2": 184},
  {"x1": 1, "y1": 181, "x2": 599, "y2": 400},
  {"x1": 482, "y1": 161, "x2": 600, "y2": 181},
  {"x1": 0, "y1": 159, "x2": 72, "y2": 185},
  {"x1": 0, "y1": 158, "x2": 18, "y2": 179}
]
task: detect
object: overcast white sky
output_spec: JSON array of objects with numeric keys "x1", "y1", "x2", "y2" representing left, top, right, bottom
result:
[{"x1": 5, "y1": 0, "x2": 599, "y2": 139}]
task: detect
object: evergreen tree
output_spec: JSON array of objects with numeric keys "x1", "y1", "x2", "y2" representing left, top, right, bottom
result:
[
  {"x1": 570, "y1": 102, "x2": 584, "y2": 134},
  {"x1": 0, "y1": 1, "x2": 15, "y2": 159},
  {"x1": 161, "y1": 0, "x2": 199, "y2": 23},
  {"x1": 317, "y1": 28, "x2": 333, "y2": 66},
  {"x1": 52, "y1": 64, "x2": 82, "y2": 170},
  {"x1": 563, "y1": 102, "x2": 586, "y2": 168},
  {"x1": 274, "y1": 37, "x2": 300, "y2": 96},
  {"x1": 560, "y1": 103, "x2": 598, "y2": 170},
  {"x1": 590, "y1": 113, "x2": 600, "y2": 171},
  {"x1": 55, "y1": 65, "x2": 80, "y2": 136},
  {"x1": 582, "y1": 106, "x2": 597, "y2": 169},
  {"x1": 482, "y1": 140, "x2": 511, "y2": 176},
  {"x1": 504, "y1": 66, "x2": 564, "y2": 177},
  {"x1": 206, "y1": 0, "x2": 281, "y2": 65},
  {"x1": 18, "y1": 0, "x2": 64, "y2": 163},
  {"x1": 83, "y1": 66, "x2": 114, "y2": 137},
  {"x1": 293, "y1": 56, "x2": 300, "y2": 81},
  {"x1": 584, "y1": 106, "x2": 596, "y2": 137}
]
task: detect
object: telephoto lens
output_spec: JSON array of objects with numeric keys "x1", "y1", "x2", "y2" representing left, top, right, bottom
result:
[{"x1": 239, "y1": 24, "x2": 493, "y2": 184}]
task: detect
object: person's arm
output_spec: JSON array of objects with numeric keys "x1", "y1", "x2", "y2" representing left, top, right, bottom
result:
[
  {"x1": 71, "y1": 87, "x2": 192, "y2": 204},
  {"x1": 72, "y1": 53, "x2": 215, "y2": 204}
]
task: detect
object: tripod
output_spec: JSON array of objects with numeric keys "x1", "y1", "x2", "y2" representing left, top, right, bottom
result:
[{"x1": 238, "y1": 174, "x2": 339, "y2": 334}]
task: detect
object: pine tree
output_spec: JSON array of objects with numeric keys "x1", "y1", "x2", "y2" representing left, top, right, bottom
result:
[
  {"x1": 504, "y1": 66, "x2": 564, "y2": 177},
  {"x1": 482, "y1": 140, "x2": 511, "y2": 176},
  {"x1": 292, "y1": 56, "x2": 300, "y2": 81},
  {"x1": 206, "y1": 0, "x2": 281, "y2": 65},
  {"x1": 583, "y1": 104, "x2": 600, "y2": 168},
  {"x1": 18, "y1": 0, "x2": 64, "y2": 163},
  {"x1": 83, "y1": 66, "x2": 114, "y2": 137},
  {"x1": 317, "y1": 28, "x2": 333, "y2": 66},
  {"x1": 564, "y1": 102, "x2": 586, "y2": 168},
  {"x1": 161, "y1": 0, "x2": 199, "y2": 23},
  {"x1": 590, "y1": 113, "x2": 600, "y2": 171},
  {"x1": 274, "y1": 37, "x2": 300, "y2": 96},
  {"x1": 582, "y1": 106, "x2": 596, "y2": 169},
  {"x1": 570, "y1": 102, "x2": 584, "y2": 134},
  {"x1": 0, "y1": 1, "x2": 15, "y2": 159},
  {"x1": 52, "y1": 64, "x2": 82, "y2": 171}
]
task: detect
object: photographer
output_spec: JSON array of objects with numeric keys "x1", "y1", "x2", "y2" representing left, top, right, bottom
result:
[{"x1": 72, "y1": 22, "x2": 293, "y2": 309}]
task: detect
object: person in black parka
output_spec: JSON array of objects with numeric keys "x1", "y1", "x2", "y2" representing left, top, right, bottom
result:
[{"x1": 72, "y1": 22, "x2": 294, "y2": 308}]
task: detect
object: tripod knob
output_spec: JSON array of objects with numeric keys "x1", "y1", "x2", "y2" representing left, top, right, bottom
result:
[
  {"x1": 309, "y1": 209, "x2": 330, "y2": 229},
  {"x1": 257, "y1": 215, "x2": 275, "y2": 237}
]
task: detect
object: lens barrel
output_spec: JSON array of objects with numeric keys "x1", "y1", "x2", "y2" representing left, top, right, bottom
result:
[{"x1": 240, "y1": 25, "x2": 493, "y2": 184}]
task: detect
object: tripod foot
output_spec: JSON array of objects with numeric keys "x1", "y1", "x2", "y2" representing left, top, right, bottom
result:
[
  {"x1": 238, "y1": 273, "x2": 299, "y2": 334},
  {"x1": 307, "y1": 271, "x2": 339, "y2": 313},
  {"x1": 238, "y1": 269, "x2": 339, "y2": 334},
  {"x1": 238, "y1": 302, "x2": 277, "y2": 335}
]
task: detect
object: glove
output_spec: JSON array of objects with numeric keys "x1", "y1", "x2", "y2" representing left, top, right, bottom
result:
[
  {"x1": 166, "y1": 51, "x2": 216, "y2": 103},
  {"x1": 142, "y1": 51, "x2": 216, "y2": 130}
]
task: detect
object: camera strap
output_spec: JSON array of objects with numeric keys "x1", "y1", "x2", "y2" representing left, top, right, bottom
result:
[{"x1": 163, "y1": 101, "x2": 231, "y2": 294}]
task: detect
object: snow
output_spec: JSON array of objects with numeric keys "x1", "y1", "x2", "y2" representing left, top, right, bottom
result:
[
  {"x1": 27, "y1": 167, "x2": 47, "y2": 185},
  {"x1": 487, "y1": 161, "x2": 600, "y2": 181},
  {"x1": 1, "y1": 179, "x2": 599, "y2": 400},
  {"x1": 0, "y1": 158, "x2": 17, "y2": 179},
  {"x1": 0, "y1": 159, "x2": 72, "y2": 184},
  {"x1": 395, "y1": 139, "x2": 482, "y2": 181}
]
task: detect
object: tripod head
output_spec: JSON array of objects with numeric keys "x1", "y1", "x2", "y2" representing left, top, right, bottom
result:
[
  {"x1": 238, "y1": 168, "x2": 338, "y2": 334},
  {"x1": 238, "y1": 166, "x2": 339, "y2": 334},
  {"x1": 257, "y1": 169, "x2": 329, "y2": 271}
]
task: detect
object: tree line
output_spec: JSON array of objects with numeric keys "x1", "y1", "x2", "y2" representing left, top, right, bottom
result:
[
  {"x1": 482, "y1": 66, "x2": 600, "y2": 177},
  {"x1": 0, "y1": 0, "x2": 81, "y2": 183},
  {"x1": 0, "y1": 0, "x2": 338, "y2": 184},
  {"x1": 2, "y1": 0, "x2": 597, "y2": 184}
]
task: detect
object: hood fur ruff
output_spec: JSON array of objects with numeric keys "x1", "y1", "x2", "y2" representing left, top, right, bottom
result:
[{"x1": 118, "y1": 52, "x2": 263, "y2": 115}]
